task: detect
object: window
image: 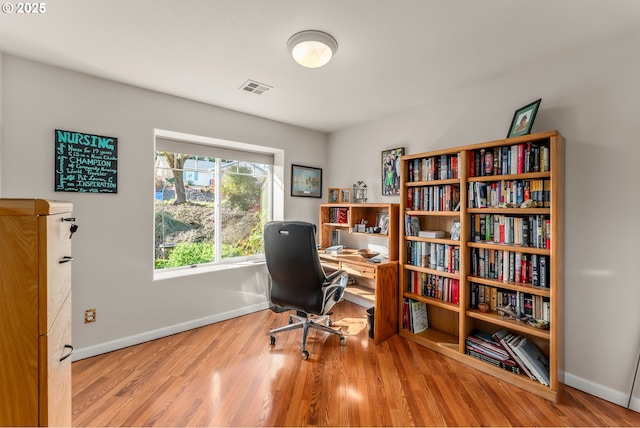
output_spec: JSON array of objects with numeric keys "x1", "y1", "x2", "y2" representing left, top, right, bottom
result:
[{"x1": 154, "y1": 135, "x2": 274, "y2": 271}]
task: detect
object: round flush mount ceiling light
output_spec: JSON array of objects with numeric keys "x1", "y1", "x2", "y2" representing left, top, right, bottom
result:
[{"x1": 287, "y1": 30, "x2": 338, "y2": 68}]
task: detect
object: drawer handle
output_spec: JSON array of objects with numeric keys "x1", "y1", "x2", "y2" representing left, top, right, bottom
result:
[
  {"x1": 60, "y1": 344, "x2": 74, "y2": 362},
  {"x1": 59, "y1": 256, "x2": 74, "y2": 264}
]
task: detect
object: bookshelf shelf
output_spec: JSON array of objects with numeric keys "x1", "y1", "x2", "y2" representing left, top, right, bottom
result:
[
  {"x1": 467, "y1": 275, "x2": 552, "y2": 297},
  {"x1": 399, "y1": 327, "x2": 459, "y2": 349},
  {"x1": 467, "y1": 171, "x2": 551, "y2": 182},
  {"x1": 405, "y1": 210, "x2": 461, "y2": 217},
  {"x1": 405, "y1": 265, "x2": 460, "y2": 280},
  {"x1": 399, "y1": 130, "x2": 564, "y2": 402},
  {"x1": 405, "y1": 178, "x2": 461, "y2": 186},
  {"x1": 467, "y1": 208, "x2": 551, "y2": 215},
  {"x1": 466, "y1": 310, "x2": 551, "y2": 340},
  {"x1": 404, "y1": 292, "x2": 460, "y2": 312},
  {"x1": 407, "y1": 236, "x2": 460, "y2": 246},
  {"x1": 467, "y1": 241, "x2": 550, "y2": 256}
]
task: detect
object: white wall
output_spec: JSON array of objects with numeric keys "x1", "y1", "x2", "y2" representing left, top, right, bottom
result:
[
  {"x1": 328, "y1": 32, "x2": 640, "y2": 407},
  {"x1": 0, "y1": 55, "x2": 328, "y2": 360}
]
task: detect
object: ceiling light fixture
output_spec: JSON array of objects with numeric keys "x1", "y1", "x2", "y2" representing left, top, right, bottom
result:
[{"x1": 287, "y1": 30, "x2": 338, "y2": 68}]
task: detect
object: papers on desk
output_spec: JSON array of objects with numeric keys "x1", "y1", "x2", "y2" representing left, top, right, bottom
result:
[{"x1": 325, "y1": 245, "x2": 344, "y2": 255}]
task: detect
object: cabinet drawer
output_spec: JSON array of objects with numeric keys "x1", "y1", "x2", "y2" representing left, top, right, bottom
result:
[
  {"x1": 39, "y1": 214, "x2": 73, "y2": 335},
  {"x1": 342, "y1": 262, "x2": 376, "y2": 279},
  {"x1": 39, "y1": 292, "x2": 72, "y2": 427}
]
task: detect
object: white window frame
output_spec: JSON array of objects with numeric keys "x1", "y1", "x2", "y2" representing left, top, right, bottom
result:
[{"x1": 153, "y1": 129, "x2": 283, "y2": 280}]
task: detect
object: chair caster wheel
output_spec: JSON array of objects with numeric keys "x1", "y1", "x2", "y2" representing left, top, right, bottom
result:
[
  {"x1": 326, "y1": 319, "x2": 332, "y2": 327},
  {"x1": 340, "y1": 336, "x2": 347, "y2": 346},
  {"x1": 270, "y1": 336, "x2": 276, "y2": 345},
  {"x1": 301, "y1": 350, "x2": 310, "y2": 360}
]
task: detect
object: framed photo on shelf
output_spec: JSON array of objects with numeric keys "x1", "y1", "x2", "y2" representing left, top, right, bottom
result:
[
  {"x1": 376, "y1": 212, "x2": 389, "y2": 235},
  {"x1": 339, "y1": 188, "x2": 351, "y2": 203},
  {"x1": 328, "y1": 188, "x2": 340, "y2": 203},
  {"x1": 507, "y1": 98, "x2": 541, "y2": 138},
  {"x1": 449, "y1": 220, "x2": 461, "y2": 241},
  {"x1": 291, "y1": 164, "x2": 322, "y2": 198},
  {"x1": 382, "y1": 147, "x2": 404, "y2": 196}
]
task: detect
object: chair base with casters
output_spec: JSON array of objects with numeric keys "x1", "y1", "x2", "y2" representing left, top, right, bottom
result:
[{"x1": 269, "y1": 309, "x2": 347, "y2": 360}]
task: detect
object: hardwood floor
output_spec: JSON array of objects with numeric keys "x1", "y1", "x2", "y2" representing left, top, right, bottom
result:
[{"x1": 73, "y1": 301, "x2": 640, "y2": 427}]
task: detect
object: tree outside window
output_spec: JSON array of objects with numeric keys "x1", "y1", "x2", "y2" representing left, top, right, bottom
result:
[{"x1": 154, "y1": 151, "x2": 271, "y2": 270}]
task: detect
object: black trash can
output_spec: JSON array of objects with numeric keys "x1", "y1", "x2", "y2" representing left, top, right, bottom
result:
[{"x1": 366, "y1": 307, "x2": 375, "y2": 339}]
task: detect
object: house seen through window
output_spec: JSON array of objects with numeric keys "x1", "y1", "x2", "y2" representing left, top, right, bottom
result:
[{"x1": 154, "y1": 137, "x2": 273, "y2": 270}]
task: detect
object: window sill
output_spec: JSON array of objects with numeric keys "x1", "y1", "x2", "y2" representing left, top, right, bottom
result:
[{"x1": 153, "y1": 258, "x2": 266, "y2": 281}]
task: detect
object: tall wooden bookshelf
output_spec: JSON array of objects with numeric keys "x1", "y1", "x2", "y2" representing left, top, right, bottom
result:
[{"x1": 399, "y1": 130, "x2": 564, "y2": 402}]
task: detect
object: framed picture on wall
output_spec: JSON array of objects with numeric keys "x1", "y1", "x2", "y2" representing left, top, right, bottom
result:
[
  {"x1": 382, "y1": 147, "x2": 404, "y2": 195},
  {"x1": 291, "y1": 164, "x2": 322, "y2": 198},
  {"x1": 507, "y1": 98, "x2": 541, "y2": 138}
]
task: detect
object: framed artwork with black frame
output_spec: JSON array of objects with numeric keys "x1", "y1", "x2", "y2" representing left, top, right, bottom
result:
[
  {"x1": 291, "y1": 164, "x2": 322, "y2": 198},
  {"x1": 382, "y1": 147, "x2": 404, "y2": 196},
  {"x1": 507, "y1": 98, "x2": 541, "y2": 138}
]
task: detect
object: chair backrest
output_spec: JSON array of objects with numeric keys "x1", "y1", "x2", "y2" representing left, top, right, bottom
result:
[{"x1": 264, "y1": 221, "x2": 326, "y2": 314}]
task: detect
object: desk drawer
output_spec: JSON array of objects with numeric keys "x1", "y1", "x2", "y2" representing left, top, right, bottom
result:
[
  {"x1": 342, "y1": 262, "x2": 376, "y2": 280},
  {"x1": 321, "y1": 261, "x2": 341, "y2": 272},
  {"x1": 40, "y1": 213, "x2": 73, "y2": 335}
]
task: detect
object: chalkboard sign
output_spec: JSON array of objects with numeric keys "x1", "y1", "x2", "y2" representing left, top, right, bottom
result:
[{"x1": 55, "y1": 129, "x2": 118, "y2": 193}]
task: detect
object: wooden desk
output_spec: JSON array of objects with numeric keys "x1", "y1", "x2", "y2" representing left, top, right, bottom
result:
[{"x1": 319, "y1": 249, "x2": 398, "y2": 344}]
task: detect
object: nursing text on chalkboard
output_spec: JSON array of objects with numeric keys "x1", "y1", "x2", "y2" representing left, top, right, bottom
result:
[{"x1": 55, "y1": 129, "x2": 118, "y2": 193}]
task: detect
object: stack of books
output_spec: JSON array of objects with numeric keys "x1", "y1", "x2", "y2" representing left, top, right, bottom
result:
[
  {"x1": 464, "y1": 330, "x2": 520, "y2": 374},
  {"x1": 492, "y1": 328, "x2": 550, "y2": 385}
]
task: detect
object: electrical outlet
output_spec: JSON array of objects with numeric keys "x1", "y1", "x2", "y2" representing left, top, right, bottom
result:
[{"x1": 84, "y1": 308, "x2": 96, "y2": 323}]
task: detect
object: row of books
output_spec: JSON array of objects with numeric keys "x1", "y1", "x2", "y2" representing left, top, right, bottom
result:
[
  {"x1": 406, "y1": 185, "x2": 460, "y2": 212},
  {"x1": 407, "y1": 153, "x2": 460, "y2": 182},
  {"x1": 406, "y1": 241, "x2": 460, "y2": 273},
  {"x1": 470, "y1": 282, "x2": 551, "y2": 322},
  {"x1": 470, "y1": 248, "x2": 550, "y2": 287},
  {"x1": 469, "y1": 143, "x2": 550, "y2": 177},
  {"x1": 402, "y1": 298, "x2": 429, "y2": 334},
  {"x1": 327, "y1": 207, "x2": 348, "y2": 224},
  {"x1": 493, "y1": 328, "x2": 551, "y2": 385},
  {"x1": 468, "y1": 179, "x2": 550, "y2": 209},
  {"x1": 407, "y1": 271, "x2": 460, "y2": 304},
  {"x1": 471, "y1": 214, "x2": 550, "y2": 249},
  {"x1": 464, "y1": 330, "x2": 521, "y2": 374}
]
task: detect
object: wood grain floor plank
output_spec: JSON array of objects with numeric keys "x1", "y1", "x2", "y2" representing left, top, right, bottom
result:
[{"x1": 73, "y1": 301, "x2": 640, "y2": 427}]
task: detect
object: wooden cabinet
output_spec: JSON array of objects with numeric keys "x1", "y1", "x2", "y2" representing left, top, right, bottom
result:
[
  {"x1": 399, "y1": 131, "x2": 564, "y2": 402},
  {"x1": 318, "y1": 203, "x2": 399, "y2": 343},
  {"x1": 0, "y1": 199, "x2": 74, "y2": 426}
]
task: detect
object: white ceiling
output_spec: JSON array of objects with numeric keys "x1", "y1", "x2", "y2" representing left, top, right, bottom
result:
[{"x1": 1, "y1": 0, "x2": 639, "y2": 133}]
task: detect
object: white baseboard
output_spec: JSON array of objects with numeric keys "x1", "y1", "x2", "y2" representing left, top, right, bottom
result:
[
  {"x1": 564, "y1": 371, "x2": 635, "y2": 410},
  {"x1": 71, "y1": 302, "x2": 270, "y2": 361}
]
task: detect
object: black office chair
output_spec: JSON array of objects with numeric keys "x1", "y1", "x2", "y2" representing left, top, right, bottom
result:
[{"x1": 264, "y1": 221, "x2": 348, "y2": 360}]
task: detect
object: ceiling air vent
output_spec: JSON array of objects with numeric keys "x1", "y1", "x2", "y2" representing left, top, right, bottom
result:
[{"x1": 239, "y1": 79, "x2": 272, "y2": 95}]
